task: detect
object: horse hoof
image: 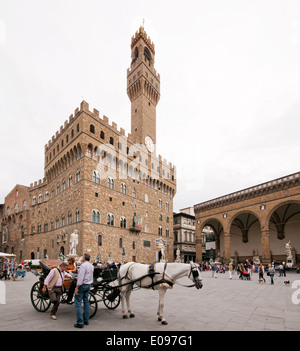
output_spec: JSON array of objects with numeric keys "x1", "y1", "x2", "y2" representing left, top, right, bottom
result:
[
  {"x1": 129, "y1": 314, "x2": 135, "y2": 318},
  {"x1": 161, "y1": 321, "x2": 168, "y2": 325},
  {"x1": 158, "y1": 317, "x2": 162, "y2": 322},
  {"x1": 123, "y1": 315, "x2": 128, "y2": 319}
]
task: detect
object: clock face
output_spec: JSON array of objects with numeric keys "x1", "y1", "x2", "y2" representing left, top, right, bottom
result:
[{"x1": 145, "y1": 136, "x2": 154, "y2": 152}]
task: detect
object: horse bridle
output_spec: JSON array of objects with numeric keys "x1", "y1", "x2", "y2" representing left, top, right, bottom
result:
[{"x1": 187, "y1": 263, "x2": 202, "y2": 289}]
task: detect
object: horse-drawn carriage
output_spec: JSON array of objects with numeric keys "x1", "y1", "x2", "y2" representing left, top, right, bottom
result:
[
  {"x1": 30, "y1": 260, "x2": 203, "y2": 325},
  {"x1": 30, "y1": 260, "x2": 121, "y2": 317}
]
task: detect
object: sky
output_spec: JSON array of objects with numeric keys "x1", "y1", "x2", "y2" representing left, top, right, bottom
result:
[{"x1": 0, "y1": 0, "x2": 300, "y2": 213}]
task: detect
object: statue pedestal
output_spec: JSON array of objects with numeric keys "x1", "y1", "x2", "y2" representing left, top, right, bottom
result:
[
  {"x1": 286, "y1": 256, "x2": 294, "y2": 268},
  {"x1": 253, "y1": 256, "x2": 260, "y2": 265}
]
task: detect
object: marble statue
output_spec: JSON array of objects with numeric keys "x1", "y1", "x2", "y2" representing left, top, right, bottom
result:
[{"x1": 69, "y1": 230, "x2": 79, "y2": 256}]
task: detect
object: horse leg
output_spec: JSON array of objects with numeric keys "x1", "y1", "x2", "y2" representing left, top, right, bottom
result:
[
  {"x1": 125, "y1": 288, "x2": 135, "y2": 318},
  {"x1": 120, "y1": 288, "x2": 128, "y2": 319},
  {"x1": 157, "y1": 287, "x2": 168, "y2": 325}
]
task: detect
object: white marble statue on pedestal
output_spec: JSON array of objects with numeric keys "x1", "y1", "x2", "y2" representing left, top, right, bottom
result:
[
  {"x1": 69, "y1": 230, "x2": 79, "y2": 256},
  {"x1": 285, "y1": 241, "x2": 294, "y2": 267}
]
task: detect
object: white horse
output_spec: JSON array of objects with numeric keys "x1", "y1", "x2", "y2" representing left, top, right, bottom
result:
[{"x1": 118, "y1": 261, "x2": 203, "y2": 325}]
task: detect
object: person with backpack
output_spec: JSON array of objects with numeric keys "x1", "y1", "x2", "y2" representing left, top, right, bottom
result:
[{"x1": 42, "y1": 262, "x2": 73, "y2": 320}]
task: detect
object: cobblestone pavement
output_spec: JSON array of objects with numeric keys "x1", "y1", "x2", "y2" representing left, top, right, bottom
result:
[{"x1": 0, "y1": 269, "x2": 299, "y2": 331}]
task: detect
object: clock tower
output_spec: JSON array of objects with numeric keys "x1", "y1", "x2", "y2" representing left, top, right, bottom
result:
[{"x1": 127, "y1": 26, "x2": 160, "y2": 149}]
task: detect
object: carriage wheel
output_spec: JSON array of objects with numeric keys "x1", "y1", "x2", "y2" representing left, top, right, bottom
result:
[
  {"x1": 90, "y1": 285, "x2": 104, "y2": 303},
  {"x1": 30, "y1": 281, "x2": 51, "y2": 312},
  {"x1": 86, "y1": 291, "x2": 98, "y2": 318},
  {"x1": 103, "y1": 288, "x2": 121, "y2": 310}
]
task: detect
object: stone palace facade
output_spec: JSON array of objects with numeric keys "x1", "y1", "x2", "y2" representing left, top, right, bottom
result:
[{"x1": 0, "y1": 26, "x2": 177, "y2": 263}]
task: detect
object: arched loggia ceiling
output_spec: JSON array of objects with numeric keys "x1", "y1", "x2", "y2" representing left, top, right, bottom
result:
[
  {"x1": 231, "y1": 213, "x2": 259, "y2": 243},
  {"x1": 270, "y1": 203, "x2": 300, "y2": 240}
]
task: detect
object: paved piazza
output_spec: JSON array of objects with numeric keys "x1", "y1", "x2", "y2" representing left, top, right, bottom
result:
[{"x1": 0, "y1": 269, "x2": 299, "y2": 332}]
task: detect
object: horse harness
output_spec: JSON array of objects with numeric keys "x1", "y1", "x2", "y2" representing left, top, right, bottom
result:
[{"x1": 120, "y1": 262, "x2": 199, "y2": 290}]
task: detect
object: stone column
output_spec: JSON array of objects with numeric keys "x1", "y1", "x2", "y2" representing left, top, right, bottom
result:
[
  {"x1": 223, "y1": 232, "x2": 231, "y2": 264},
  {"x1": 261, "y1": 228, "x2": 271, "y2": 264},
  {"x1": 195, "y1": 236, "x2": 203, "y2": 263}
]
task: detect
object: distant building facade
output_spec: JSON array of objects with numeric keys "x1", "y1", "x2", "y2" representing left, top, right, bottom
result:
[{"x1": 173, "y1": 207, "x2": 213, "y2": 262}]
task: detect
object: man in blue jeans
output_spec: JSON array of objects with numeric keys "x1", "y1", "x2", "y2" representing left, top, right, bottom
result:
[{"x1": 74, "y1": 253, "x2": 94, "y2": 328}]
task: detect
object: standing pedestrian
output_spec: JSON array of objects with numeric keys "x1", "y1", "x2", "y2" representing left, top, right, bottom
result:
[
  {"x1": 278, "y1": 263, "x2": 283, "y2": 277},
  {"x1": 211, "y1": 263, "x2": 217, "y2": 278},
  {"x1": 258, "y1": 263, "x2": 266, "y2": 283},
  {"x1": 42, "y1": 262, "x2": 73, "y2": 320},
  {"x1": 228, "y1": 261, "x2": 233, "y2": 280},
  {"x1": 282, "y1": 262, "x2": 286, "y2": 277},
  {"x1": 74, "y1": 253, "x2": 94, "y2": 328},
  {"x1": 2, "y1": 259, "x2": 8, "y2": 280},
  {"x1": 268, "y1": 264, "x2": 275, "y2": 285}
]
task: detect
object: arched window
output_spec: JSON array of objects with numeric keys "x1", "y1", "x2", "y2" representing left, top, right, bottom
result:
[
  {"x1": 68, "y1": 212, "x2": 72, "y2": 225},
  {"x1": 109, "y1": 137, "x2": 114, "y2": 145},
  {"x1": 134, "y1": 46, "x2": 139, "y2": 59},
  {"x1": 32, "y1": 197, "x2": 36, "y2": 206},
  {"x1": 45, "y1": 192, "x2": 49, "y2": 201},
  {"x1": 62, "y1": 180, "x2": 66, "y2": 191},
  {"x1": 107, "y1": 177, "x2": 114, "y2": 190},
  {"x1": 98, "y1": 235, "x2": 102, "y2": 246},
  {"x1": 14, "y1": 203, "x2": 18, "y2": 213},
  {"x1": 75, "y1": 210, "x2": 80, "y2": 223},
  {"x1": 92, "y1": 210, "x2": 100, "y2": 223},
  {"x1": 144, "y1": 47, "x2": 151, "y2": 64},
  {"x1": 120, "y1": 217, "x2": 126, "y2": 228},
  {"x1": 100, "y1": 131, "x2": 105, "y2": 139},
  {"x1": 90, "y1": 124, "x2": 95, "y2": 133},
  {"x1": 166, "y1": 229, "x2": 170, "y2": 237},
  {"x1": 166, "y1": 202, "x2": 169, "y2": 211},
  {"x1": 132, "y1": 187, "x2": 136, "y2": 198},
  {"x1": 158, "y1": 226, "x2": 163, "y2": 236},
  {"x1": 76, "y1": 170, "x2": 80, "y2": 183},
  {"x1": 38, "y1": 194, "x2": 43, "y2": 204},
  {"x1": 121, "y1": 182, "x2": 126, "y2": 194},
  {"x1": 158, "y1": 199, "x2": 162, "y2": 208},
  {"x1": 68, "y1": 175, "x2": 72, "y2": 187},
  {"x1": 93, "y1": 171, "x2": 100, "y2": 184},
  {"x1": 6, "y1": 206, "x2": 10, "y2": 215},
  {"x1": 107, "y1": 214, "x2": 114, "y2": 226},
  {"x1": 159, "y1": 214, "x2": 162, "y2": 222},
  {"x1": 22, "y1": 200, "x2": 27, "y2": 211}
]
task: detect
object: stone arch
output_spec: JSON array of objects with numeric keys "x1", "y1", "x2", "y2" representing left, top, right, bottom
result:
[
  {"x1": 200, "y1": 218, "x2": 224, "y2": 260},
  {"x1": 266, "y1": 200, "x2": 300, "y2": 263},
  {"x1": 229, "y1": 210, "x2": 261, "y2": 263}
]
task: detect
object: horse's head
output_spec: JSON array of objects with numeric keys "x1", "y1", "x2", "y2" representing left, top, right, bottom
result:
[{"x1": 189, "y1": 262, "x2": 203, "y2": 290}]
